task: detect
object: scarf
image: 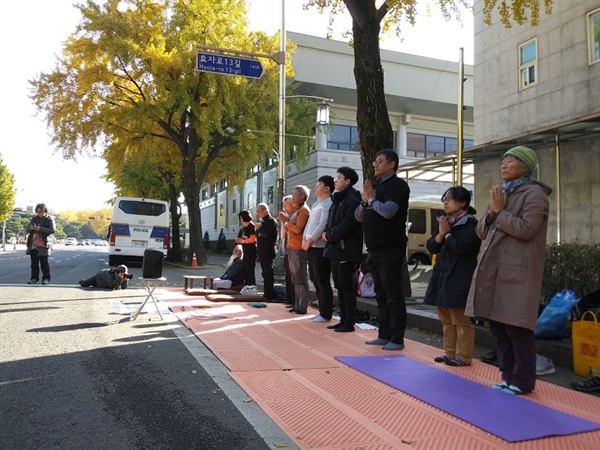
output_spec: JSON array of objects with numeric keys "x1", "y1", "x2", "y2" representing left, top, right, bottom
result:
[
  {"x1": 441, "y1": 209, "x2": 468, "y2": 226},
  {"x1": 501, "y1": 177, "x2": 530, "y2": 196}
]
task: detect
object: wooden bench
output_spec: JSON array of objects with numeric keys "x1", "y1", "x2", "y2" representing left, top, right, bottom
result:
[{"x1": 183, "y1": 275, "x2": 215, "y2": 291}]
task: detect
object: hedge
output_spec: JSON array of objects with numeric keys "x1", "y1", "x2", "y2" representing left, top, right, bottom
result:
[{"x1": 542, "y1": 242, "x2": 600, "y2": 304}]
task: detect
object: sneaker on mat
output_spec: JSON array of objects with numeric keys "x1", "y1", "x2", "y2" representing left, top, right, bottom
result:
[
  {"x1": 571, "y1": 370, "x2": 600, "y2": 393},
  {"x1": 27, "y1": 279, "x2": 38, "y2": 284},
  {"x1": 536, "y1": 354, "x2": 556, "y2": 376},
  {"x1": 41, "y1": 279, "x2": 49, "y2": 285}
]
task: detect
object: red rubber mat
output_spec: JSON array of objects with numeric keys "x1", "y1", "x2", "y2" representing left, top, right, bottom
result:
[{"x1": 163, "y1": 293, "x2": 600, "y2": 450}]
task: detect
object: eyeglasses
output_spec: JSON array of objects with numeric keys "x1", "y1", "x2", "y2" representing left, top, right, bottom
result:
[{"x1": 373, "y1": 158, "x2": 388, "y2": 166}]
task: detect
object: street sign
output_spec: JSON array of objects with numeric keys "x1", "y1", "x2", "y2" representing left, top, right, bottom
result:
[{"x1": 196, "y1": 52, "x2": 264, "y2": 79}]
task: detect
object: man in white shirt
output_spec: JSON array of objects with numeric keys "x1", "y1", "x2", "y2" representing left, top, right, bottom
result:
[{"x1": 303, "y1": 176, "x2": 334, "y2": 322}]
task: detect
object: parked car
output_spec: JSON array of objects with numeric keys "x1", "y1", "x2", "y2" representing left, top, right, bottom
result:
[{"x1": 65, "y1": 237, "x2": 78, "y2": 246}]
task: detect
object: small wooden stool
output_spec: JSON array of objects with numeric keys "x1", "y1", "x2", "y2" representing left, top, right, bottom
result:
[{"x1": 183, "y1": 275, "x2": 215, "y2": 291}]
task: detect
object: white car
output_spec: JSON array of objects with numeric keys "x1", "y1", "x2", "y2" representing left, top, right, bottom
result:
[{"x1": 64, "y1": 237, "x2": 78, "y2": 246}]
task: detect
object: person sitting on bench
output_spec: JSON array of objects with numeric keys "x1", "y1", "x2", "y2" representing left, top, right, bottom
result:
[
  {"x1": 79, "y1": 265, "x2": 133, "y2": 290},
  {"x1": 213, "y1": 245, "x2": 245, "y2": 289}
]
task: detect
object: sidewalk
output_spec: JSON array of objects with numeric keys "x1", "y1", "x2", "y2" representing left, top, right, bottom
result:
[{"x1": 186, "y1": 253, "x2": 582, "y2": 388}]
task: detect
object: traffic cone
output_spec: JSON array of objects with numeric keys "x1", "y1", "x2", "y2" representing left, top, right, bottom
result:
[{"x1": 191, "y1": 252, "x2": 198, "y2": 268}]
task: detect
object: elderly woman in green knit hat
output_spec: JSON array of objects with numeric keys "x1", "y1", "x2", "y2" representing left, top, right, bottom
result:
[{"x1": 465, "y1": 146, "x2": 552, "y2": 396}]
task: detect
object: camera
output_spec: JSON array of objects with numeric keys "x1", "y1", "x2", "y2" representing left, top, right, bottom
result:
[{"x1": 123, "y1": 273, "x2": 133, "y2": 280}]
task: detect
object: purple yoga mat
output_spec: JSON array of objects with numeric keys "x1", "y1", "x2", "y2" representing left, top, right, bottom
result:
[{"x1": 336, "y1": 355, "x2": 600, "y2": 442}]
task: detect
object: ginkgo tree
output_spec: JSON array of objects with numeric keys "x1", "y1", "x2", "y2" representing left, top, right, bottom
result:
[
  {"x1": 304, "y1": 0, "x2": 553, "y2": 181},
  {"x1": 0, "y1": 154, "x2": 16, "y2": 222},
  {"x1": 30, "y1": 0, "x2": 301, "y2": 264}
]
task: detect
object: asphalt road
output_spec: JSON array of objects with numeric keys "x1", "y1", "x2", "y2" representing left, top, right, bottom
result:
[{"x1": 0, "y1": 246, "x2": 297, "y2": 450}]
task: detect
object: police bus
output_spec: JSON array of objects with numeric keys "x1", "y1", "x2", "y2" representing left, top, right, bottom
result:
[{"x1": 108, "y1": 197, "x2": 170, "y2": 266}]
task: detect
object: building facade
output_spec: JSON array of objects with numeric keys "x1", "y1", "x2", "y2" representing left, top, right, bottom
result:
[
  {"x1": 200, "y1": 32, "x2": 474, "y2": 242},
  {"x1": 466, "y1": 0, "x2": 600, "y2": 244}
]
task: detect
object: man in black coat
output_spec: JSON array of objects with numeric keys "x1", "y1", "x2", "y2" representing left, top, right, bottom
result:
[
  {"x1": 255, "y1": 203, "x2": 278, "y2": 300},
  {"x1": 355, "y1": 149, "x2": 410, "y2": 351},
  {"x1": 323, "y1": 167, "x2": 363, "y2": 330}
]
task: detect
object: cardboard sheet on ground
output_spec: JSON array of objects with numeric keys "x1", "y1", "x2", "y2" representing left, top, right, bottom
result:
[{"x1": 336, "y1": 355, "x2": 600, "y2": 443}]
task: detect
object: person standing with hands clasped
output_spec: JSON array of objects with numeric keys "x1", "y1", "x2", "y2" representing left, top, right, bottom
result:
[
  {"x1": 255, "y1": 203, "x2": 278, "y2": 300},
  {"x1": 322, "y1": 167, "x2": 363, "y2": 331},
  {"x1": 235, "y1": 210, "x2": 257, "y2": 286},
  {"x1": 355, "y1": 150, "x2": 410, "y2": 350},
  {"x1": 466, "y1": 146, "x2": 552, "y2": 395},
  {"x1": 26, "y1": 203, "x2": 56, "y2": 285},
  {"x1": 424, "y1": 187, "x2": 481, "y2": 367},
  {"x1": 303, "y1": 176, "x2": 334, "y2": 323},
  {"x1": 279, "y1": 185, "x2": 311, "y2": 314}
]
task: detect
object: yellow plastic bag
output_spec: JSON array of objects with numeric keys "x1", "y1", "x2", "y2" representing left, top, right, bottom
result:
[{"x1": 572, "y1": 311, "x2": 600, "y2": 376}]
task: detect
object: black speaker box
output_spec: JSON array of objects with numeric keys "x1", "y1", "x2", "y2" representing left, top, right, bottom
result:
[{"x1": 142, "y1": 249, "x2": 164, "y2": 278}]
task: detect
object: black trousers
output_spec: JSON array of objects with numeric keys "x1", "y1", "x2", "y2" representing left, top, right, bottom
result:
[
  {"x1": 307, "y1": 247, "x2": 334, "y2": 318},
  {"x1": 259, "y1": 256, "x2": 275, "y2": 299},
  {"x1": 331, "y1": 259, "x2": 356, "y2": 325},
  {"x1": 30, "y1": 250, "x2": 50, "y2": 281},
  {"x1": 243, "y1": 248, "x2": 256, "y2": 286},
  {"x1": 80, "y1": 275, "x2": 99, "y2": 287},
  {"x1": 370, "y1": 255, "x2": 407, "y2": 345},
  {"x1": 488, "y1": 320, "x2": 537, "y2": 392}
]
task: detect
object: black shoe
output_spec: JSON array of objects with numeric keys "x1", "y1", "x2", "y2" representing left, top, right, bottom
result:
[
  {"x1": 290, "y1": 310, "x2": 306, "y2": 315},
  {"x1": 327, "y1": 323, "x2": 344, "y2": 329},
  {"x1": 334, "y1": 326, "x2": 355, "y2": 333}
]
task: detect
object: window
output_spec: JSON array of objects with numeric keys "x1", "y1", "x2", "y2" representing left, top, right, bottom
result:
[
  {"x1": 406, "y1": 133, "x2": 471, "y2": 159},
  {"x1": 201, "y1": 188, "x2": 208, "y2": 200},
  {"x1": 211, "y1": 183, "x2": 218, "y2": 195},
  {"x1": 247, "y1": 193, "x2": 254, "y2": 211},
  {"x1": 519, "y1": 39, "x2": 538, "y2": 89},
  {"x1": 408, "y1": 209, "x2": 426, "y2": 234},
  {"x1": 219, "y1": 178, "x2": 228, "y2": 191},
  {"x1": 327, "y1": 124, "x2": 359, "y2": 151},
  {"x1": 232, "y1": 198, "x2": 237, "y2": 214},
  {"x1": 219, "y1": 204, "x2": 225, "y2": 217},
  {"x1": 588, "y1": 8, "x2": 600, "y2": 64},
  {"x1": 118, "y1": 200, "x2": 166, "y2": 216},
  {"x1": 267, "y1": 186, "x2": 274, "y2": 204}
]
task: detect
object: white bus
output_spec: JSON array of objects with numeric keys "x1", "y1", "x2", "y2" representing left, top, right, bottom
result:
[{"x1": 108, "y1": 197, "x2": 170, "y2": 266}]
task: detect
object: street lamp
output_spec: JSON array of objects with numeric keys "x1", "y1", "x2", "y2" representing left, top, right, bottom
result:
[{"x1": 316, "y1": 102, "x2": 330, "y2": 126}]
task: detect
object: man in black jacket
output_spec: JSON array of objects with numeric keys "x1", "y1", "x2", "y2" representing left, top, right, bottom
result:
[
  {"x1": 80, "y1": 265, "x2": 132, "y2": 290},
  {"x1": 322, "y1": 167, "x2": 363, "y2": 331},
  {"x1": 355, "y1": 150, "x2": 410, "y2": 350},
  {"x1": 255, "y1": 203, "x2": 278, "y2": 300}
]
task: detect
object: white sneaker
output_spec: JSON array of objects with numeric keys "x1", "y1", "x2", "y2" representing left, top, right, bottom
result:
[
  {"x1": 536, "y1": 354, "x2": 556, "y2": 376},
  {"x1": 311, "y1": 315, "x2": 330, "y2": 323}
]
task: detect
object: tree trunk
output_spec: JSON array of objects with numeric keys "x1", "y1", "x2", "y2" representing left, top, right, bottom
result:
[
  {"x1": 181, "y1": 154, "x2": 207, "y2": 265},
  {"x1": 350, "y1": 4, "x2": 394, "y2": 182},
  {"x1": 168, "y1": 182, "x2": 182, "y2": 262}
]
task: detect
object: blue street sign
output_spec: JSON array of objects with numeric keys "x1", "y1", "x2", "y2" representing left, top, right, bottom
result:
[{"x1": 196, "y1": 52, "x2": 264, "y2": 79}]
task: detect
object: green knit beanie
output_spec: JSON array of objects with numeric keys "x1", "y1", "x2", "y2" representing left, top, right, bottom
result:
[{"x1": 503, "y1": 145, "x2": 539, "y2": 180}]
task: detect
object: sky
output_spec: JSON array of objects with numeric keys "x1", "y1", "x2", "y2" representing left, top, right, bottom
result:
[{"x1": 0, "y1": 0, "x2": 473, "y2": 214}]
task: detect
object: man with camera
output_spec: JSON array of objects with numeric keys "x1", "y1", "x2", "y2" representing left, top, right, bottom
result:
[{"x1": 79, "y1": 264, "x2": 132, "y2": 290}]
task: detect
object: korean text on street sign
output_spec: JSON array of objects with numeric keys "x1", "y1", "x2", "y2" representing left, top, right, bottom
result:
[{"x1": 196, "y1": 52, "x2": 264, "y2": 79}]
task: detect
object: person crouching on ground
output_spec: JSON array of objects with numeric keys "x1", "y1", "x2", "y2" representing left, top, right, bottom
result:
[
  {"x1": 213, "y1": 245, "x2": 245, "y2": 289},
  {"x1": 424, "y1": 186, "x2": 481, "y2": 367},
  {"x1": 79, "y1": 265, "x2": 132, "y2": 290}
]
